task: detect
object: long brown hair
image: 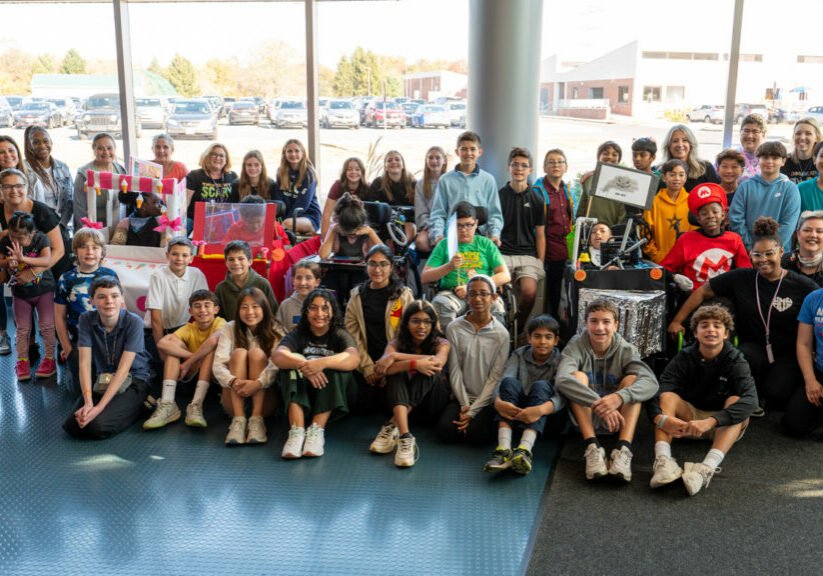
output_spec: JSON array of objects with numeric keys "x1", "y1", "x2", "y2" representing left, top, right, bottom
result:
[
  {"x1": 233, "y1": 287, "x2": 279, "y2": 354},
  {"x1": 0, "y1": 135, "x2": 27, "y2": 175},
  {"x1": 338, "y1": 157, "x2": 368, "y2": 197},
  {"x1": 277, "y1": 139, "x2": 313, "y2": 192},
  {"x1": 379, "y1": 150, "x2": 415, "y2": 204},
  {"x1": 422, "y1": 146, "x2": 447, "y2": 199},
  {"x1": 238, "y1": 150, "x2": 272, "y2": 200}
]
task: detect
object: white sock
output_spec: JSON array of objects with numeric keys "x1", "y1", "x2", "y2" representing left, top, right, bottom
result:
[
  {"x1": 161, "y1": 379, "x2": 177, "y2": 403},
  {"x1": 655, "y1": 441, "x2": 672, "y2": 459},
  {"x1": 702, "y1": 448, "x2": 725, "y2": 470},
  {"x1": 497, "y1": 426, "x2": 512, "y2": 450},
  {"x1": 519, "y1": 428, "x2": 538, "y2": 452},
  {"x1": 191, "y1": 380, "x2": 210, "y2": 404}
]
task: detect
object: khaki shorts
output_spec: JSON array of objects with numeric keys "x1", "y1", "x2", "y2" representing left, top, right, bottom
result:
[
  {"x1": 503, "y1": 254, "x2": 545, "y2": 283},
  {"x1": 684, "y1": 401, "x2": 748, "y2": 441}
]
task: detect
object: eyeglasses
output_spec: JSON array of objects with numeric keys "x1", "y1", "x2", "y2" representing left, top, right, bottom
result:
[
  {"x1": 456, "y1": 222, "x2": 476, "y2": 230},
  {"x1": 208, "y1": 153, "x2": 226, "y2": 159},
  {"x1": 409, "y1": 318, "x2": 433, "y2": 326},
  {"x1": 510, "y1": 162, "x2": 530, "y2": 169},
  {"x1": 0, "y1": 184, "x2": 25, "y2": 192},
  {"x1": 367, "y1": 260, "x2": 391, "y2": 269},
  {"x1": 545, "y1": 160, "x2": 566, "y2": 166},
  {"x1": 741, "y1": 129, "x2": 762, "y2": 136},
  {"x1": 751, "y1": 250, "x2": 778, "y2": 259},
  {"x1": 468, "y1": 291, "x2": 493, "y2": 299}
]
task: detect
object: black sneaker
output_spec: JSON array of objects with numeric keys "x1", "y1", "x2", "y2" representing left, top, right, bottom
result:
[
  {"x1": 0, "y1": 332, "x2": 10, "y2": 355},
  {"x1": 511, "y1": 447, "x2": 533, "y2": 475},
  {"x1": 484, "y1": 448, "x2": 513, "y2": 473}
]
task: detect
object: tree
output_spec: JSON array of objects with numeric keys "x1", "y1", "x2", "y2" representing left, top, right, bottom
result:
[
  {"x1": 239, "y1": 41, "x2": 302, "y2": 98},
  {"x1": 203, "y1": 58, "x2": 239, "y2": 97},
  {"x1": 318, "y1": 65, "x2": 335, "y2": 97},
  {"x1": 0, "y1": 49, "x2": 35, "y2": 94},
  {"x1": 32, "y1": 53, "x2": 57, "y2": 75},
  {"x1": 60, "y1": 48, "x2": 87, "y2": 74},
  {"x1": 164, "y1": 54, "x2": 200, "y2": 97},
  {"x1": 147, "y1": 58, "x2": 164, "y2": 76},
  {"x1": 332, "y1": 47, "x2": 383, "y2": 98}
]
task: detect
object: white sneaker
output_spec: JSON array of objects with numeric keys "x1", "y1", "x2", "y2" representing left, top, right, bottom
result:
[
  {"x1": 650, "y1": 455, "x2": 683, "y2": 488},
  {"x1": 608, "y1": 446, "x2": 633, "y2": 482},
  {"x1": 394, "y1": 433, "x2": 419, "y2": 467},
  {"x1": 302, "y1": 423, "x2": 325, "y2": 457},
  {"x1": 246, "y1": 416, "x2": 267, "y2": 444},
  {"x1": 370, "y1": 422, "x2": 399, "y2": 454},
  {"x1": 682, "y1": 462, "x2": 718, "y2": 496},
  {"x1": 583, "y1": 444, "x2": 608, "y2": 480},
  {"x1": 282, "y1": 425, "x2": 306, "y2": 459},
  {"x1": 225, "y1": 417, "x2": 247, "y2": 446}
]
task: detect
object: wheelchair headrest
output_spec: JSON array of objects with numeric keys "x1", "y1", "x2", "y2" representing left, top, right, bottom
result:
[
  {"x1": 474, "y1": 205, "x2": 488, "y2": 227},
  {"x1": 272, "y1": 200, "x2": 287, "y2": 219},
  {"x1": 362, "y1": 201, "x2": 393, "y2": 226}
]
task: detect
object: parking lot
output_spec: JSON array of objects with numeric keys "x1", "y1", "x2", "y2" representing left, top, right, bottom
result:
[{"x1": 0, "y1": 116, "x2": 796, "y2": 205}]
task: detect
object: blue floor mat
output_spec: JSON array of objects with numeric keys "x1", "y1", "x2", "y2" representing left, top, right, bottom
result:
[{"x1": 1, "y1": 341, "x2": 558, "y2": 576}]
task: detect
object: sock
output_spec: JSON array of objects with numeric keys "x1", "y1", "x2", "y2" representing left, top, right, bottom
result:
[
  {"x1": 497, "y1": 426, "x2": 512, "y2": 450},
  {"x1": 160, "y1": 379, "x2": 177, "y2": 403},
  {"x1": 191, "y1": 380, "x2": 210, "y2": 404},
  {"x1": 702, "y1": 448, "x2": 725, "y2": 470},
  {"x1": 519, "y1": 429, "x2": 538, "y2": 452},
  {"x1": 654, "y1": 441, "x2": 672, "y2": 459},
  {"x1": 617, "y1": 439, "x2": 632, "y2": 451},
  {"x1": 585, "y1": 437, "x2": 601, "y2": 448}
]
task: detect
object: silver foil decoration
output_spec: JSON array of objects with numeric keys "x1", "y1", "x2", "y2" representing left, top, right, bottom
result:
[{"x1": 576, "y1": 289, "x2": 666, "y2": 357}]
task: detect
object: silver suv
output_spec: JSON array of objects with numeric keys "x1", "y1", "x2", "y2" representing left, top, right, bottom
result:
[{"x1": 76, "y1": 93, "x2": 142, "y2": 140}]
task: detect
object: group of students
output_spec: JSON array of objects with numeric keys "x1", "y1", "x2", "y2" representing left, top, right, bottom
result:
[{"x1": 2, "y1": 114, "x2": 823, "y2": 496}]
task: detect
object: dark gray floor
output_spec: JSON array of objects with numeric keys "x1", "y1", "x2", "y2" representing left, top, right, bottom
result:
[{"x1": 526, "y1": 413, "x2": 823, "y2": 576}]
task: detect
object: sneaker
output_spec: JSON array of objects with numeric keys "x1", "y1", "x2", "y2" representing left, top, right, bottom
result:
[
  {"x1": 15, "y1": 359, "x2": 31, "y2": 382},
  {"x1": 751, "y1": 405, "x2": 766, "y2": 418},
  {"x1": 246, "y1": 416, "x2": 268, "y2": 444},
  {"x1": 511, "y1": 447, "x2": 533, "y2": 475},
  {"x1": 282, "y1": 425, "x2": 306, "y2": 459},
  {"x1": 34, "y1": 357, "x2": 57, "y2": 378},
  {"x1": 394, "y1": 433, "x2": 419, "y2": 467},
  {"x1": 484, "y1": 448, "x2": 514, "y2": 473},
  {"x1": 143, "y1": 401, "x2": 181, "y2": 430},
  {"x1": 369, "y1": 422, "x2": 399, "y2": 454},
  {"x1": 682, "y1": 462, "x2": 718, "y2": 496},
  {"x1": 302, "y1": 423, "x2": 325, "y2": 457},
  {"x1": 185, "y1": 402, "x2": 207, "y2": 428},
  {"x1": 608, "y1": 446, "x2": 633, "y2": 482},
  {"x1": 225, "y1": 416, "x2": 247, "y2": 446},
  {"x1": 650, "y1": 455, "x2": 683, "y2": 488},
  {"x1": 0, "y1": 332, "x2": 10, "y2": 355},
  {"x1": 583, "y1": 444, "x2": 608, "y2": 480}
]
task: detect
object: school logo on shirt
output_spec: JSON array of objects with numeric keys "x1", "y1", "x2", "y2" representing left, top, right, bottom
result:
[
  {"x1": 692, "y1": 248, "x2": 734, "y2": 282},
  {"x1": 773, "y1": 297, "x2": 792, "y2": 312}
]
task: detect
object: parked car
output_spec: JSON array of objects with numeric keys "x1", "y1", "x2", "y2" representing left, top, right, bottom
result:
[
  {"x1": 402, "y1": 99, "x2": 425, "y2": 125},
  {"x1": 768, "y1": 108, "x2": 800, "y2": 124},
  {"x1": 365, "y1": 101, "x2": 406, "y2": 128},
  {"x1": 805, "y1": 106, "x2": 823, "y2": 125},
  {"x1": 228, "y1": 101, "x2": 260, "y2": 125},
  {"x1": 15, "y1": 101, "x2": 61, "y2": 129},
  {"x1": 0, "y1": 97, "x2": 13, "y2": 128},
  {"x1": 734, "y1": 103, "x2": 769, "y2": 123},
  {"x1": 411, "y1": 105, "x2": 450, "y2": 129},
  {"x1": 203, "y1": 95, "x2": 225, "y2": 118},
  {"x1": 75, "y1": 93, "x2": 142, "y2": 140},
  {"x1": 323, "y1": 99, "x2": 360, "y2": 129},
  {"x1": 4, "y1": 96, "x2": 26, "y2": 111},
  {"x1": 166, "y1": 99, "x2": 218, "y2": 140},
  {"x1": 221, "y1": 97, "x2": 236, "y2": 117},
  {"x1": 47, "y1": 98, "x2": 76, "y2": 127},
  {"x1": 686, "y1": 104, "x2": 724, "y2": 124},
  {"x1": 446, "y1": 101, "x2": 467, "y2": 127},
  {"x1": 274, "y1": 100, "x2": 308, "y2": 128},
  {"x1": 136, "y1": 97, "x2": 168, "y2": 129}
]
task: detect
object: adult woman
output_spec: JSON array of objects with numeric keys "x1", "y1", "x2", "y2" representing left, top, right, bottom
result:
[
  {"x1": 23, "y1": 126, "x2": 73, "y2": 227},
  {"x1": 782, "y1": 118, "x2": 821, "y2": 184},
  {"x1": 186, "y1": 143, "x2": 238, "y2": 233},
  {"x1": 73, "y1": 133, "x2": 127, "y2": 231},
  {"x1": 273, "y1": 139, "x2": 320, "y2": 235},
  {"x1": 0, "y1": 137, "x2": 28, "y2": 354},
  {"x1": 345, "y1": 244, "x2": 414, "y2": 414},
  {"x1": 662, "y1": 124, "x2": 719, "y2": 192},
  {"x1": 231, "y1": 150, "x2": 274, "y2": 201},
  {"x1": 669, "y1": 217, "x2": 817, "y2": 413},
  {"x1": 152, "y1": 133, "x2": 188, "y2": 181},
  {"x1": 320, "y1": 157, "x2": 369, "y2": 237},
  {"x1": 782, "y1": 211, "x2": 823, "y2": 286},
  {"x1": 367, "y1": 150, "x2": 417, "y2": 242},
  {"x1": 414, "y1": 146, "x2": 447, "y2": 254},
  {"x1": 734, "y1": 113, "x2": 766, "y2": 183}
]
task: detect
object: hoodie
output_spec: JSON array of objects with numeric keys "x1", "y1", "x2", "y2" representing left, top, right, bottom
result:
[
  {"x1": 555, "y1": 332, "x2": 658, "y2": 407},
  {"x1": 496, "y1": 346, "x2": 566, "y2": 412},
  {"x1": 646, "y1": 341, "x2": 758, "y2": 427},
  {"x1": 215, "y1": 268, "x2": 278, "y2": 321},
  {"x1": 642, "y1": 187, "x2": 698, "y2": 263},
  {"x1": 728, "y1": 173, "x2": 800, "y2": 250}
]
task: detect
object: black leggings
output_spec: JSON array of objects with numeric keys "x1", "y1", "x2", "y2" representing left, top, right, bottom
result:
[
  {"x1": 782, "y1": 367, "x2": 823, "y2": 437},
  {"x1": 437, "y1": 401, "x2": 496, "y2": 446},
  {"x1": 386, "y1": 372, "x2": 449, "y2": 426},
  {"x1": 738, "y1": 342, "x2": 801, "y2": 410}
]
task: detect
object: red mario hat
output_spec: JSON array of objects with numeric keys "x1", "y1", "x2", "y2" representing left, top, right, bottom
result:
[{"x1": 688, "y1": 183, "x2": 727, "y2": 214}]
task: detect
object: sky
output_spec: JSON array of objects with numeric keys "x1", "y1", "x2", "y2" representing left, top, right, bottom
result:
[{"x1": 0, "y1": 0, "x2": 819, "y2": 71}]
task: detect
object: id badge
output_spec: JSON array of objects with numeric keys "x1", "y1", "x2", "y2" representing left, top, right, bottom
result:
[
  {"x1": 93, "y1": 372, "x2": 133, "y2": 394},
  {"x1": 766, "y1": 343, "x2": 774, "y2": 364}
]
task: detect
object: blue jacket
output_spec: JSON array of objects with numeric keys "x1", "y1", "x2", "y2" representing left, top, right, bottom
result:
[
  {"x1": 428, "y1": 165, "x2": 502, "y2": 241},
  {"x1": 273, "y1": 167, "x2": 322, "y2": 231},
  {"x1": 728, "y1": 173, "x2": 799, "y2": 250}
]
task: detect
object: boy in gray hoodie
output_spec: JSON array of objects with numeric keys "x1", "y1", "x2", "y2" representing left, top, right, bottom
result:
[{"x1": 556, "y1": 299, "x2": 658, "y2": 482}]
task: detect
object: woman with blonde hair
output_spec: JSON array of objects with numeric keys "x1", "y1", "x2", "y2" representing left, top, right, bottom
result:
[
  {"x1": 185, "y1": 143, "x2": 238, "y2": 234},
  {"x1": 782, "y1": 118, "x2": 822, "y2": 184},
  {"x1": 273, "y1": 139, "x2": 321, "y2": 234},
  {"x1": 662, "y1": 124, "x2": 719, "y2": 191}
]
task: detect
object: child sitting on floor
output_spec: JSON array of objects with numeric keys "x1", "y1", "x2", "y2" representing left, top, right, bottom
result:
[{"x1": 275, "y1": 258, "x2": 322, "y2": 333}]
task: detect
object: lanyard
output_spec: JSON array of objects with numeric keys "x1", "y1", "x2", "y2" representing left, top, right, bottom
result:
[
  {"x1": 103, "y1": 324, "x2": 119, "y2": 373},
  {"x1": 754, "y1": 271, "x2": 785, "y2": 363}
]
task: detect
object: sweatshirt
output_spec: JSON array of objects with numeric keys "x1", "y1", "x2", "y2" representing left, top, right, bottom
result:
[
  {"x1": 661, "y1": 230, "x2": 752, "y2": 290},
  {"x1": 555, "y1": 332, "x2": 658, "y2": 406},
  {"x1": 496, "y1": 346, "x2": 566, "y2": 412},
  {"x1": 642, "y1": 187, "x2": 698, "y2": 263},
  {"x1": 215, "y1": 268, "x2": 278, "y2": 321},
  {"x1": 428, "y1": 165, "x2": 502, "y2": 241},
  {"x1": 446, "y1": 314, "x2": 510, "y2": 417},
  {"x1": 728, "y1": 173, "x2": 800, "y2": 250},
  {"x1": 275, "y1": 292, "x2": 304, "y2": 333},
  {"x1": 646, "y1": 341, "x2": 758, "y2": 427}
]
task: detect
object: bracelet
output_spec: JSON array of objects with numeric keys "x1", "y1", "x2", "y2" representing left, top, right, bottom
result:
[
  {"x1": 410, "y1": 359, "x2": 417, "y2": 372},
  {"x1": 82, "y1": 388, "x2": 91, "y2": 396},
  {"x1": 656, "y1": 415, "x2": 667, "y2": 430}
]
